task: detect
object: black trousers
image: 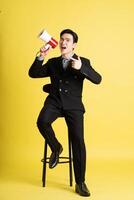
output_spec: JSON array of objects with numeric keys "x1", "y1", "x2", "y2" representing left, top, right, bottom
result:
[{"x1": 37, "y1": 104, "x2": 86, "y2": 184}]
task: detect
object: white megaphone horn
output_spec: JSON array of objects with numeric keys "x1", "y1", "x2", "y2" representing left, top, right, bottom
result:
[{"x1": 38, "y1": 30, "x2": 58, "y2": 50}]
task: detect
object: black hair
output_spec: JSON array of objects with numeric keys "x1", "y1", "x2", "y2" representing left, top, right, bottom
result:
[{"x1": 60, "y1": 29, "x2": 78, "y2": 43}]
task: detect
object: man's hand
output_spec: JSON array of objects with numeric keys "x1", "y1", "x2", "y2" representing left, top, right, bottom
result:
[
  {"x1": 39, "y1": 44, "x2": 51, "y2": 57},
  {"x1": 71, "y1": 56, "x2": 82, "y2": 70}
]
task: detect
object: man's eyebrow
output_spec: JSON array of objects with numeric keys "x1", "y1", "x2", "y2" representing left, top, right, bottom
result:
[{"x1": 60, "y1": 37, "x2": 71, "y2": 40}]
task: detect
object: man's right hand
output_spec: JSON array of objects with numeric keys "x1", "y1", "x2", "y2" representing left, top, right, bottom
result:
[{"x1": 39, "y1": 44, "x2": 51, "y2": 57}]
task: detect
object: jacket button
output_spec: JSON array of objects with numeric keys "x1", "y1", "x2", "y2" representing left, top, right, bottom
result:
[
  {"x1": 59, "y1": 79, "x2": 62, "y2": 83},
  {"x1": 65, "y1": 89, "x2": 68, "y2": 93},
  {"x1": 59, "y1": 88, "x2": 62, "y2": 92},
  {"x1": 74, "y1": 75, "x2": 77, "y2": 79},
  {"x1": 65, "y1": 80, "x2": 69, "y2": 84}
]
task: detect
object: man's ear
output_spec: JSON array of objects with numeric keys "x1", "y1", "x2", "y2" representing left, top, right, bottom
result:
[{"x1": 72, "y1": 42, "x2": 77, "y2": 50}]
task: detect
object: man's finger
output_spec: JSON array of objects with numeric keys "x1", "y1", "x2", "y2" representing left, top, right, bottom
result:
[{"x1": 70, "y1": 57, "x2": 77, "y2": 61}]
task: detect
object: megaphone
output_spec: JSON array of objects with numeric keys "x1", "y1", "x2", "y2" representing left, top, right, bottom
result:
[{"x1": 38, "y1": 30, "x2": 58, "y2": 51}]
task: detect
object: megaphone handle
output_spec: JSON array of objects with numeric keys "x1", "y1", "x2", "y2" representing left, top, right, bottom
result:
[{"x1": 40, "y1": 44, "x2": 50, "y2": 53}]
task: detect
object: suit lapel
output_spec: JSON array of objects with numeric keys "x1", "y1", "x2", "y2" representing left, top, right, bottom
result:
[{"x1": 54, "y1": 56, "x2": 64, "y2": 75}]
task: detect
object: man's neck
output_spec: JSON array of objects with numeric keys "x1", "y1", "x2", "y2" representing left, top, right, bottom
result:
[{"x1": 61, "y1": 52, "x2": 74, "y2": 59}]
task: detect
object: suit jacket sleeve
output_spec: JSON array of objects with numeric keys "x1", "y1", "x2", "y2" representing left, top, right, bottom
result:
[
  {"x1": 80, "y1": 58, "x2": 102, "y2": 84},
  {"x1": 28, "y1": 57, "x2": 50, "y2": 78}
]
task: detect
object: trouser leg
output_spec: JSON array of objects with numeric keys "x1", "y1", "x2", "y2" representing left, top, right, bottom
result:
[
  {"x1": 37, "y1": 105, "x2": 62, "y2": 152},
  {"x1": 65, "y1": 110, "x2": 86, "y2": 184}
]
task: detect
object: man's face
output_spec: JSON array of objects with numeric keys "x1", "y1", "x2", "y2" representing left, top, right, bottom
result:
[{"x1": 59, "y1": 33, "x2": 76, "y2": 56}]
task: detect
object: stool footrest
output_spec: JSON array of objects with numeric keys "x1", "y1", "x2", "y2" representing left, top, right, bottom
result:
[{"x1": 41, "y1": 156, "x2": 73, "y2": 164}]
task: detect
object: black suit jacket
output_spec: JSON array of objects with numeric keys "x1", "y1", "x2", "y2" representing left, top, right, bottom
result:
[{"x1": 29, "y1": 54, "x2": 102, "y2": 112}]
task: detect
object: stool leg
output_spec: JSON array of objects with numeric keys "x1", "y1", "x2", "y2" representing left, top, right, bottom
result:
[
  {"x1": 68, "y1": 133, "x2": 73, "y2": 186},
  {"x1": 42, "y1": 141, "x2": 47, "y2": 187}
]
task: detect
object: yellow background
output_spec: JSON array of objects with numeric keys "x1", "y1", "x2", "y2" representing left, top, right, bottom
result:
[{"x1": 0, "y1": 0, "x2": 134, "y2": 199}]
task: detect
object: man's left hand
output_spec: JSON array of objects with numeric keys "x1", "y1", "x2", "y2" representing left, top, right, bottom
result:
[{"x1": 71, "y1": 56, "x2": 82, "y2": 70}]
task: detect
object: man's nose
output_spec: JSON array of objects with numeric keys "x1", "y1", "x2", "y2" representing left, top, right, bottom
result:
[{"x1": 62, "y1": 40, "x2": 66, "y2": 45}]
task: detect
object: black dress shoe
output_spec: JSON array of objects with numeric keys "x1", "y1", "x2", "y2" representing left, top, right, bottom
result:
[
  {"x1": 49, "y1": 145, "x2": 63, "y2": 169},
  {"x1": 75, "y1": 182, "x2": 91, "y2": 197}
]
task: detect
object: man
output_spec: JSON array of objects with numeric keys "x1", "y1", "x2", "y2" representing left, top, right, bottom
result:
[{"x1": 29, "y1": 29, "x2": 102, "y2": 196}]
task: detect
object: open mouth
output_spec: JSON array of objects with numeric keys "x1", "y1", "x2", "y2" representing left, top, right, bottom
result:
[{"x1": 61, "y1": 46, "x2": 67, "y2": 49}]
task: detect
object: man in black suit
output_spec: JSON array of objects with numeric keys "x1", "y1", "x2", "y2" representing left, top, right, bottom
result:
[{"x1": 29, "y1": 29, "x2": 102, "y2": 196}]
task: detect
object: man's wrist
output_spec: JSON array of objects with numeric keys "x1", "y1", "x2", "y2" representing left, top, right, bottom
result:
[
  {"x1": 37, "y1": 55, "x2": 45, "y2": 61},
  {"x1": 36, "y1": 51, "x2": 45, "y2": 61}
]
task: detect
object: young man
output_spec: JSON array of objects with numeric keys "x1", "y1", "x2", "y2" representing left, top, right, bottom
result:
[{"x1": 29, "y1": 29, "x2": 102, "y2": 196}]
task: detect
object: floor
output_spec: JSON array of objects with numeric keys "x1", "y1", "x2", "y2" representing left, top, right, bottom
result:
[{"x1": 0, "y1": 158, "x2": 134, "y2": 200}]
